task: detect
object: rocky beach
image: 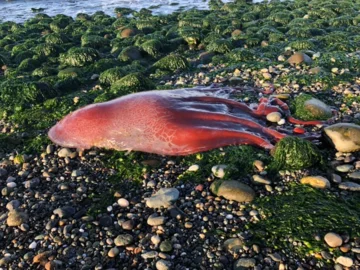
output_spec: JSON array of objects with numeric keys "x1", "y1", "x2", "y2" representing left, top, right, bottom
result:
[{"x1": 0, "y1": 0, "x2": 360, "y2": 269}]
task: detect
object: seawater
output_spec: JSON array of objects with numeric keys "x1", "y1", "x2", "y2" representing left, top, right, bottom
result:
[{"x1": 0, "y1": 0, "x2": 239, "y2": 23}]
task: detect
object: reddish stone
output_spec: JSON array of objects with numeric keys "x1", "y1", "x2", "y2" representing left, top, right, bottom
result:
[{"x1": 293, "y1": 127, "x2": 306, "y2": 134}]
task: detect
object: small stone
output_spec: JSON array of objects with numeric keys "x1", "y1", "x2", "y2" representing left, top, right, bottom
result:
[
  {"x1": 335, "y1": 256, "x2": 353, "y2": 267},
  {"x1": 348, "y1": 171, "x2": 360, "y2": 180},
  {"x1": 266, "y1": 112, "x2": 282, "y2": 123},
  {"x1": 277, "y1": 118, "x2": 286, "y2": 125},
  {"x1": 187, "y1": 164, "x2": 199, "y2": 172},
  {"x1": 184, "y1": 222, "x2": 193, "y2": 229},
  {"x1": 252, "y1": 175, "x2": 271, "y2": 185},
  {"x1": 147, "y1": 214, "x2": 166, "y2": 226},
  {"x1": 211, "y1": 164, "x2": 228, "y2": 178},
  {"x1": 6, "y1": 200, "x2": 20, "y2": 210},
  {"x1": 7, "y1": 210, "x2": 28, "y2": 226},
  {"x1": 108, "y1": 247, "x2": 119, "y2": 258},
  {"x1": 71, "y1": 170, "x2": 84, "y2": 177},
  {"x1": 195, "y1": 184, "x2": 204, "y2": 192},
  {"x1": 156, "y1": 259, "x2": 172, "y2": 270},
  {"x1": 224, "y1": 238, "x2": 243, "y2": 253},
  {"x1": 287, "y1": 52, "x2": 312, "y2": 65},
  {"x1": 57, "y1": 148, "x2": 74, "y2": 158},
  {"x1": 146, "y1": 188, "x2": 179, "y2": 208},
  {"x1": 234, "y1": 258, "x2": 256, "y2": 269},
  {"x1": 160, "y1": 240, "x2": 172, "y2": 252},
  {"x1": 53, "y1": 206, "x2": 76, "y2": 219},
  {"x1": 253, "y1": 160, "x2": 265, "y2": 171},
  {"x1": 210, "y1": 180, "x2": 255, "y2": 203},
  {"x1": 122, "y1": 220, "x2": 134, "y2": 230},
  {"x1": 263, "y1": 72, "x2": 272, "y2": 79},
  {"x1": 300, "y1": 176, "x2": 330, "y2": 189},
  {"x1": 324, "y1": 232, "x2": 343, "y2": 247},
  {"x1": 99, "y1": 215, "x2": 112, "y2": 227},
  {"x1": 46, "y1": 144, "x2": 55, "y2": 154},
  {"x1": 33, "y1": 251, "x2": 51, "y2": 263},
  {"x1": 117, "y1": 198, "x2": 129, "y2": 208},
  {"x1": 336, "y1": 165, "x2": 354, "y2": 173},
  {"x1": 7, "y1": 182, "x2": 16, "y2": 188},
  {"x1": 114, "y1": 234, "x2": 133, "y2": 246},
  {"x1": 29, "y1": 241, "x2": 37, "y2": 249},
  {"x1": 151, "y1": 235, "x2": 161, "y2": 245},
  {"x1": 338, "y1": 182, "x2": 360, "y2": 191},
  {"x1": 269, "y1": 252, "x2": 282, "y2": 262},
  {"x1": 141, "y1": 251, "x2": 158, "y2": 259},
  {"x1": 332, "y1": 174, "x2": 342, "y2": 183}
]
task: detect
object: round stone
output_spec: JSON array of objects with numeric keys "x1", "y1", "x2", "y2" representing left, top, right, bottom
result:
[
  {"x1": 151, "y1": 235, "x2": 161, "y2": 245},
  {"x1": 159, "y1": 240, "x2": 172, "y2": 252},
  {"x1": 266, "y1": 112, "x2": 282, "y2": 123},
  {"x1": 300, "y1": 176, "x2": 330, "y2": 189},
  {"x1": 335, "y1": 256, "x2": 353, "y2": 267},
  {"x1": 324, "y1": 232, "x2": 343, "y2": 247},
  {"x1": 114, "y1": 234, "x2": 133, "y2": 246},
  {"x1": 187, "y1": 164, "x2": 199, "y2": 172},
  {"x1": 147, "y1": 214, "x2": 166, "y2": 226},
  {"x1": 156, "y1": 259, "x2": 172, "y2": 270},
  {"x1": 108, "y1": 247, "x2": 119, "y2": 258},
  {"x1": 117, "y1": 198, "x2": 129, "y2": 208}
]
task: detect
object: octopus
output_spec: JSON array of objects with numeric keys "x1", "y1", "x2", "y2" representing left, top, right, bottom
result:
[{"x1": 48, "y1": 85, "x2": 325, "y2": 156}]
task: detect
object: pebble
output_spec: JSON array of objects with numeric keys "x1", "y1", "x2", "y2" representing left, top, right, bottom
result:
[
  {"x1": 335, "y1": 256, "x2": 353, "y2": 267},
  {"x1": 114, "y1": 234, "x2": 133, "y2": 246},
  {"x1": 6, "y1": 200, "x2": 20, "y2": 210},
  {"x1": 211, "y1": 164, "x2": 228, "y2": 178},
  {"x1": 151, "y1": 235, "x2": 161, "y2": 245},
  {"x1": 234, "y1": 258, "x2": 256, "y2": 269},
  {"x1": 53, "y1": 206, "x2": 76, "y2": 219},
  {"x1": 210, "y1": 180, "x2": 255, "y2": 202},
  {"x1": 252, "y1": 174, "x2": 271, "y2": 185},
  {"x1": 57, "y1": 148, "x2": 73, "y2": 158},
  {"x1": 122, "y1": 220, "x2": 134, "y2": 230},
  {"x1": 300, "y1": 176, "x2": 331, "y2": 189},
  {"x1": 277, "y1": 118, "x2": 286, "y2": 125},
  {"x1": 108, "y1": 247, "x2": 120, "y2": 258},
  {"x1": 146, "y1": 188, "x2": 179, "y2": 208},
  {"x1": 117, "y1": 198, "x2": 129, "y2": 207},
  {"x1": 324, "y1": 232, "x2": 343, "y2": 247},
  {"x1": 336, "y1": 165, "x2": 354, "y2": 173},
  {"x1": 29, "y1": 241, "x2": 37, "y2": 249},
  {"x1": 332, "y1": 174, "x2": 342, "y2": 183},
  {"x1": 147, "y1": 214, "x2": 166, "y2": 226},
  {"x1": 269, "y1": 252, "x2": 282, "y2": 262},
  {"x1": 223, "y1": 238, "x2": 243, "y2": 253},
  {"x1": 338, "y1": 182, "x2": 360, "y2": 191},
  {"x1": 141, "y1": 251, "x2": 158, "y2": 259},
  {"x1": 266, "y1": 112, "x2": 282, "y2": 123},
  {"x1": 156, "y1": 259, "x2": 172, "y2": 270},
  {"x1": 184, "y1": 222, "x2": 193, "y2": 228},
  {"x1": 7, "y1": 210, "x2": 28, "y2": 227},
  {"x1": 160, "y1": 240, "x2": 173, "y2": 252},
  {"x1": 253, "y1": 160, "x2": 265, "y2": 171},
  {"x1": 7, "y1": 182, "x2": 16, "y2": 188},
  {"x1": 187, "y1": 164, "x2": 199, "y2": 172},
  {"x1": 348, "y1": 171, "x2": 360, "y2": 180}
]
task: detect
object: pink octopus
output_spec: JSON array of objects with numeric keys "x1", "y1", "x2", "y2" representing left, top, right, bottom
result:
[{"x1": 48, "y1": 85, "x2": 323, "y2": 156}]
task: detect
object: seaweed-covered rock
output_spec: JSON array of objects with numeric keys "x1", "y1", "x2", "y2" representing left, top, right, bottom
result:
[
  {"x1": 272, "y1": 137, "x2": 322, "y2": 170},
  {"x1": 58, "y1": 67, "x2": 82, "y2": 79},
  {"x1": 110, "y1": 72, "x2": 154, "y2": 95},
  {"x1": 0, "y1": 79, "x2": 57, "y2": 108},
  {"x1": 153, "y1": 54, "x2": 188, "y2": 71},
  {"x1": 118, "y1": 46, "x2": 142, "y2": 62},
  {"x1": 81, "y1": 34, "x2": 109, "y2": 49},
  {"x1": 54, "y1": 77, "x2": 81, "y2": 93},
  {"x1": 59, "y1": 47, "x2": 100, "y2": 67},
  {"x1": 228, "y1": 48, "x2": 255, "y2": 62},
  {"x1": 293, "y1": 94, "x2": 332, "y2": 121},
  {"x1": 99, "y1": 67, "x2": 124, "y2": 86},
  {"x1": 32, "y1": 67, "x2": 58, "y2": 77},
  {"x1": 324, "y1": 123, "x2": 360, "y2": 152},
  {"x1": 33, "y1": 43, "x2": 60, "y2": 57},
  {"x1": 140, "y1": 39, "x2": 162, "y2": 58},
  {"x1": 18, "y1": 58, "x2": 40, "y2": 71},
  {"x1": 206, "y1": 39, "x2": 233, "y2": 54}
]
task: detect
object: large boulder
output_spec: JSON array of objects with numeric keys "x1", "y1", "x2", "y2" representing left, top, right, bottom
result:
[
  {"x1": 210, "y1": 180, "x2": 255, "y2": 202},
  {"x1": 324, "y1": 123, "x2": 360, "y2": 152}
]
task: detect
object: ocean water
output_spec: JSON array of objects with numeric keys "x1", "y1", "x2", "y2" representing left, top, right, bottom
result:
[{"x1": 0, "y1": 0, "x2": 237, "y2": 23}]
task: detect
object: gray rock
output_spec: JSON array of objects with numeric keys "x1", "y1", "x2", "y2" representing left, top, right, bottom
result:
[
  {"x1": 141, "y1": 251, "x2": 158, "y2": 259},
  {"x1": 147, "y1": 214, "x2": 166, "y2": 226},
  {"x1": 303, "y1": 98, "x2": 332, "y2": 120},
  {"x1": 324, "y1": 123, "x2": 360, "y2": 152},
  {"x1": 269, "y1": 252, "x2": 282, "y2": 262},
  {"x1": 23, "y1": 178, "x2": 40, "y2": 189},
  {"x1": 159, "y1": 240, "x2": 172, "y2": 252},
  {"x1": 210, "y1": 180, "x2": 255, "y2": 202},
  {"x1": 336, "y1": 165, "x2": 354, "y2": 173},
  {"x1": 338, "y1": 182, "x2": 360, "y2": 191},
  {"x1": 53, "y1": 206, "x2": 76, "y2": 219},
  {"x1": 114, "y1": 234, "x2": 133, "y2": 246},
  {"x1": 234, "y1": 258, "x2": 256, "y2": 269},
  {"x1": 6, "y1": 200, "x2": 20, "y2": 211},
  {"x1": 146, "y1": 188, "x2": 179, "y2": 208},
  {"x1": 348, "y1": 171, "x2": 360, "y2": 180},
  {"x1": 99, "y1": 215, "x2": 112, "y2": 227},
  {"x1": 0, "y1": 168, "x2": 8, "y2": 178}
]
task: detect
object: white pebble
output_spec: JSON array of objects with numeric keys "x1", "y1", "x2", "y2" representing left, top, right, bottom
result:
[
  {"x1": 117, "y1": 198, "x2": 129, "y2": 208},
  {"x1": 226, "y1": 214, "x2": 233, "y2": 220},
  {"x1": 277, "y1": 119, "x2": 286, "y2": 125},
  {"x1": 107, "y1": 206, "x2": 113, "y2": 212},
  {"x1": 187, "y1": 164, "x2": 199, "y2": 172},
  {"x1": 7, "y1": 182, "x2": 17, "y2": 188},
  {"x1": 29, "y1": 241, "x2": 37, "y2": 249}
]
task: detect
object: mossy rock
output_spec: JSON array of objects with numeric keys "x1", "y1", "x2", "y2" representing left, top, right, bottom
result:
[
  {"x1": 49, "y1": 16, "x2": 73, "y2": 32},
  {"x1": 140, "y1": 39, "x2": 162, "y2": 58},
  {"x1": 54, "y1": 77, "x2": 81, "y2": 93},
  {"x1": 81, "y1": 34, "x2": 109, "y2": 49},
  {"x1": 110, "y1": 72, "x2": 155, "y2": 95},
  {"x1": 206, "y1": 39, "x2": 233, "y2": 54},
  {"x1": 59, "y1": 47, "x2": 100, "y2": 67},
  {"x1": 118, "y1": 46, "x2": 142, "y2": 62},
  {"x1": 33, "y1": 43, "x2": 60, "y2": 57},
  {"x1": 58, "y1": 67, "x2": 82, "y2": 79},
  {"x1": 153, "y1": 54, "x2": 189, "y2": 71},
  {"x1": 99, "y1": 67, "x2": 125, "y2": 86},
  {"x1": 85, "y1": 58, "x2": 120, "y2": 74},
  {"x1": 18, "y1": 58, "x2": 41, "y2": 71},
  {"x1": 271, "y1": 137, "x2": 323, "y2": 170},
  {"x1": 32, "y1": 67, "x2": 58, "y2": 77},
  {"x1": 293, "y1": 94, "x2": 332, "y2": 121},
  {"x1": 227, "y1": 48, "x2": 255, "y2": 62},
  {"x1": 0, "y1": 79, "x2": 58, "y2": 108}
]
